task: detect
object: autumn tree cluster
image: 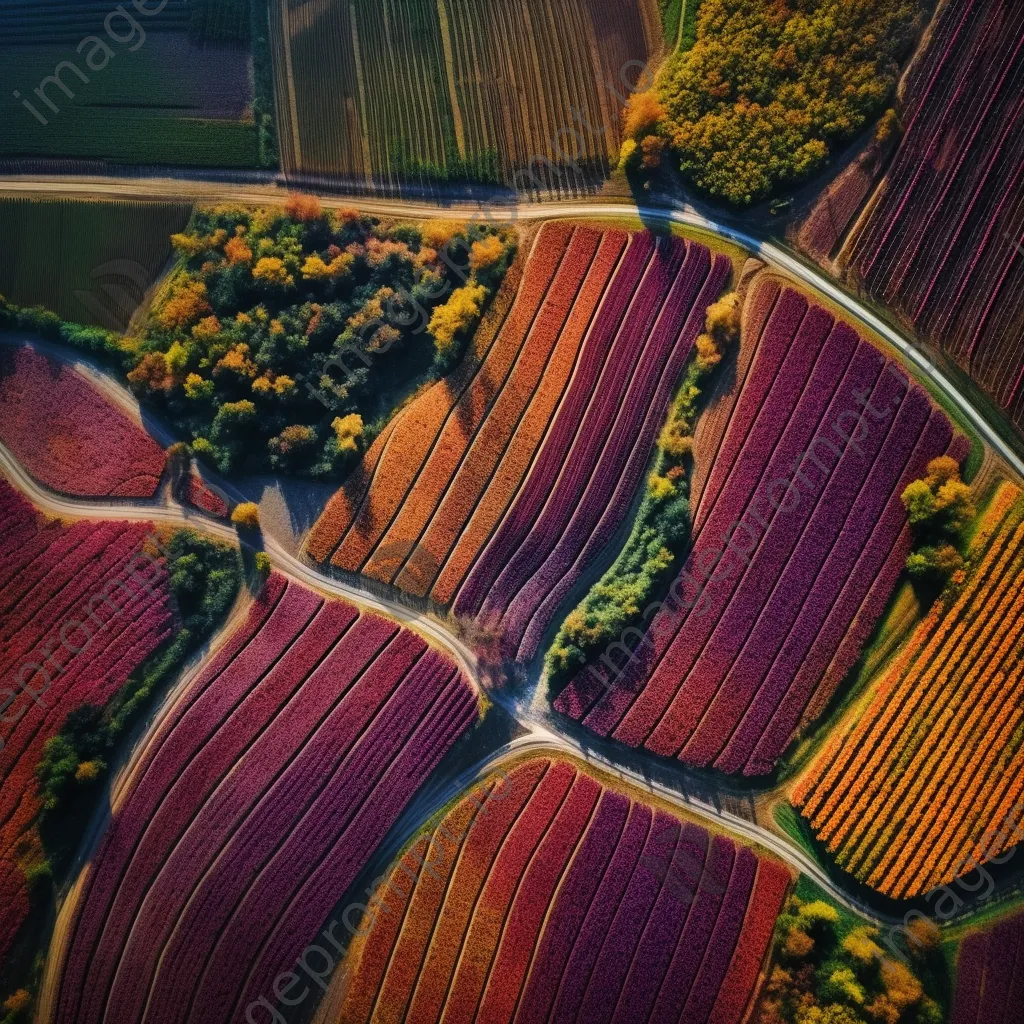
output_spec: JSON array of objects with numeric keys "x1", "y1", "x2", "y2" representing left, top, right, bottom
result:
[
  {"x1": 757, "y1": 892, "x2": 945, "y2": 1024},
  {"x1": 128, "y1": 198, "x2": 514, "y2": 476},
  {"x1": 901, "y1": 456, "x2": 975, "y2": 585},
  {"x1": 634, "y1": 0, "x2": 924, "y2": 205}
]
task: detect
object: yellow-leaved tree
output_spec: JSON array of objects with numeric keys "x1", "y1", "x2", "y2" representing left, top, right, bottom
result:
[{"x1": 428, "y1": 283, "x2": 487, "y2": 362}]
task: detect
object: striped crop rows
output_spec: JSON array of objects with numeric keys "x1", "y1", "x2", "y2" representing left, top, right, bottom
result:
[
  {"x1": 274, "y1": 0, "x2": 655, "y2": 188},
  {"x1": 842, "y1": 0, "x2": 1024, "y2": 432},
  {"x1": 794, "y1": 485, "x2": 1024, "y2": 898},
  {"x1": 555, "y1": 281, "x2": 963, "y2": 776},
  {"x1": 0, "y1": 345, "x2": 166, "y2": 498},
  {"x1": 325, "y1": 756, "x2": 790, "y2": 1024},
  {"x1": 48, "y1": 575, "x2": 478, "y2": 1024},
  {"x1": 307, "y1": 223, "x2": 729, "y2": 664},
  {"x1": 0, "y1": 478, "x2": 171, "y2": 965},
  {"x1": 0, "y1": 198, "x2": 192, "y2": 330},
  {"x1": 951, "y1": 909, "x2": 1024, "y2": 1024}
]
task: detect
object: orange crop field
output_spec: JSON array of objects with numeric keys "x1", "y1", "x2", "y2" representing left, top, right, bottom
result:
[
  {"x1": 794, "y1": 482, "x2": 1024, "y2": 897},
  {"x1": 307, "y1": 221, "x2": 731, "y2": 664},
  {"x1": 317, "y1": 756, "x2": 791, "y2": 1024}
]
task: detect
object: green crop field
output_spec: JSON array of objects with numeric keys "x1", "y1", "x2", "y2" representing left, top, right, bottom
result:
[
  {"x1": 0, "y1": 1, "x2": 270, "y2": 168},
  {"x1": 0, "y1": 197, "x2": 192, "y2": 329}
]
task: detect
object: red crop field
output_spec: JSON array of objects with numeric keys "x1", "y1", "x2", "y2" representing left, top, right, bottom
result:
[
  {"x1": 0, "y1": 478, "x2": 171, "y2": 967},
  {"x1": 951, "y1": 910, "x2": 1024, "y2": 1024},
  {"x1": 183, "y1": 472, "x2": 228, "y2": 519},
  {"x1": 793, "y1": 483, "x2": 1024, "y2": 897},
  {"x1": 308, "y1": 222, "x2": 730, "y2": 663},
  {"x1": 841, "y1": 0, "x2": 1024, "y2": 433},
  {"x1": 0, "y1": 346, "x2": 166, "y2": 498},
  {"x1": 325, "y1": 756, "x2": 790, "y2": 1024},
  {"x1": 555, "y1": 280, "x2": 966, "y2": 775},
  {"x1": 47, "y1": 574, "x2": 479, "y2": 1024}
]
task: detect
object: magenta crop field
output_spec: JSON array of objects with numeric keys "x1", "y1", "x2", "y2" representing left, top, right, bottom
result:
[
  {"x1": 843, "y1": 0, "x2": 1024, "y2": 434},
  {"x1": 50, "y1": 574, "x2": 479, "y2": 1024},
  {"x1": 0, "y1": 345, "x2": 166, "y2": 498},
  {"x1": 331, "y1": 756, "x2": 791, "y2": 1024},
  {"x1": 0, "y1": 477, "x2": 171, "y2": 966},
  {"x1": 454, "y1": 234, "x2": 731, "y2": 662},
  {"x1": 951, "y1": 910, "x2": 1024, "y2": 1024},
  {"x1": 555, "y1": 282, "x2": 963, "y2": 775}
]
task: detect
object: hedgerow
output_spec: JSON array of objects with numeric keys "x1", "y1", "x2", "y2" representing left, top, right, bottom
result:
[
  {"x1": 36, "y1": 530, "x2": 240, "y2": 823},
  {"x1": 546, "y1": 290, "x2": 740, "y2": 677}
]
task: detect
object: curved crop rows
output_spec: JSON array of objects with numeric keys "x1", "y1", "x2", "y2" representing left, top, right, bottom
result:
[
  {"x1": 951, "y1": 909, "x2": 1024, "y2": 1024},
  {"x1": 842, "y1": 0, "x2": 1024, "y2": 434},
  {"x1": 309, "y1": 223, "x2": 729, "y2": 664},
  {"x1": 0, "y1": 478, "x2": 171, "y2": 967},
  {"x1": 0, "y1": 345, "x2": 166, "y2": 498},
  {"x1": 323, "y1": 756, "x2": 790, "y2": 1024},
  {"x1": 794, "y1": 484, "x2": 1024, "y2": 898},
  {"x1": 554, "y1": 281, "x2": 963, "y2": 775},
  {"x1": 47, "y1": 575, "x2": 479, "y2": 1024}
]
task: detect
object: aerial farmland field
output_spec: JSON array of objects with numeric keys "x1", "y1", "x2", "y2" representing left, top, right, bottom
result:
[
  {"x1": 271, "y1": 0, "x2": 660, "y2": 188},
  {"x1": 0, "y1": 0, "x2": 272, "y2": 168},
  {"x1": 2, "y1": 2, "x2": 1024, "y2": 1022},
  {"x1": 0, "y1": 197, "x2": 191, "y2": 328},
  {"x1": 838, "y1": 0, "x2": 1024, "y2": 438}
]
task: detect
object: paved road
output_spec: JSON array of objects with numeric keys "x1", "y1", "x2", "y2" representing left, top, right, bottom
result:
[
  {"x1": 6, "y1": 177, "x2": 1014, "y2": 931},
  {"x1": 2, "y1": 176, "x2": 1022, "y2": 480},
  {"x1": 0, "y1": 438, "x2": 900, "y2": 924}
]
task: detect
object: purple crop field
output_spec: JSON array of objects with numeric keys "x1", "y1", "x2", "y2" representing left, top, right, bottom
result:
[
  {"x1": 331, "y1": 757, "x2": 790, "y2": 1024},
  {"x1": 951, "y1": 910, "x2": 1024, "y2": 1024},
  {"x1": 50, "y1": 575, "x2": 478, "y2": 1024},
  {"x1": 554, "y1": 283, "x2": 962, "y2": 775},
  {"x1": 0, "y1": 479, "x2": 171, "y2": 968}
]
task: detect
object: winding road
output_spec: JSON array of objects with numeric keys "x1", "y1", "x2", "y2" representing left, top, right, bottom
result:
[
  {"x1": 0, "y1": 432, "x2": 897, "y2": 925},
  {"x1": 2, "y1": 176, "x2": 1022, "y2": 480},
  {"x1": 2, "y1": 176, "x2": 1016, "y2": 936}
]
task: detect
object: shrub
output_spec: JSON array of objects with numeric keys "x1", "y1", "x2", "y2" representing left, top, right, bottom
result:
[
  {"x1": 284, "y1": 194, "x2": 323, "y2": 222},
  {"x1": 901, "y1": 457, "x2": 974, "y2": 580},
  {"x1": 706, "y1": 291, "x2": 742, "y2": 345},
  {"x1": 231, "y1": 502, "x2": 261, "y2": 528},
  {"x1": 331, "y1": 413, "x2": 364, "y2": 452},
  {"x1": 623, "y1": 90, "x2": 665, "y2": 139},
  {"x1": 252, "y1": 256, "x2": 292, "y2": 287},
  {"x1": 906, "y1": 544, "x2": 964, "y2": 583},
  {"x1": 74, "y1": 761, "x2": 104, "y2": 784},
  {"x1": 3, "y1": 990, "x2": 31, "y2": 1015}
]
